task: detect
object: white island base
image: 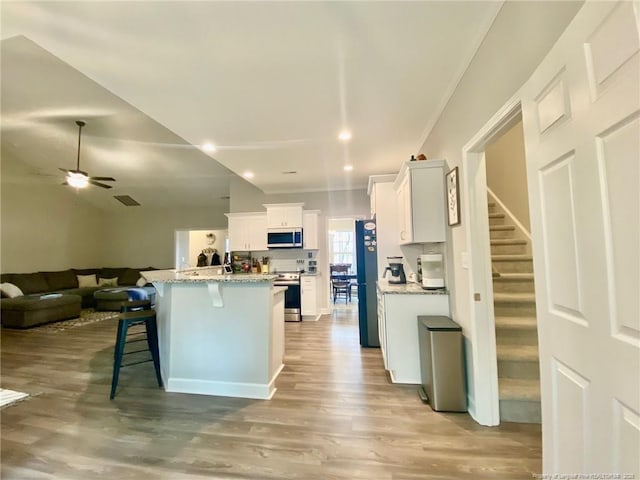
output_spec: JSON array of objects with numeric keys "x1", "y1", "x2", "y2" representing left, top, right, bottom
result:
[{"x1": 146, "y1": 271, "x2": 285, "y2": 400}]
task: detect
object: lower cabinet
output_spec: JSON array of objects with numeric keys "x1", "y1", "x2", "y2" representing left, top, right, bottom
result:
[
  {"x1": 301, "y1": 275, "x2": 318, "y2": 316},
  {"x1": 377, "y1": 291, "x2": 450, "y2": 384}
]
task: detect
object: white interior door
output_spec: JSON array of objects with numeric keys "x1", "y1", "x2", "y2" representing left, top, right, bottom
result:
[{"x1": 521, "y1": 1, "x2": 639, "y2": 474}]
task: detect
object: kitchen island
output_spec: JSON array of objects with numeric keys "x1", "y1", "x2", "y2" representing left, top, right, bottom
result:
[{"x1": 141, "y1": 268, "x2": 285, "y2": 399}]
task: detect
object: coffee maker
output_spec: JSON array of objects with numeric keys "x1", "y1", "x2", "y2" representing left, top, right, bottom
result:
[{"x1": 383, "y1": 256, "x2": 407, "y2": 284}]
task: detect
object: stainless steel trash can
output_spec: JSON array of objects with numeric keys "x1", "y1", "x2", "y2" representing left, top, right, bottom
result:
[{"x1": 418, "y1": 315, "x2": 466, "y2": 412}]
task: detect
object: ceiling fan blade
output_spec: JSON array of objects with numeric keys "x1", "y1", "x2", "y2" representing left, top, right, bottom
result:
[
  {"x1": 89, "y1": 176, "x2": 116, "y2": 182},
  {"x1": 59, "y1": 167, "x2": 71, "y2": 174},
  {"x1": 89, "y1": 179, "x2": 113, "y2": 189}
]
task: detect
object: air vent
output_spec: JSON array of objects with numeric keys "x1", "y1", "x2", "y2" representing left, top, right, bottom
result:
[
  {"x1": 282, "y1": 171, "x2": 297, "y2": 175},
  {"x1": 220, "y1": 195, "x2": 230, "y2": 200},
  {"x1": 113, "y1": 195, "x2": 141, "y2": 206}
]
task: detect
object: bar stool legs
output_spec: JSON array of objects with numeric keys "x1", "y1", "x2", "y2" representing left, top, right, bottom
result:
[{"x1": 110, "y1": 301, "x2": 163, "y2": 400}]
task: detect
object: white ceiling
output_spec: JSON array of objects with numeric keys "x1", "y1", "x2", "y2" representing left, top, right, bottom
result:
[{"x1": 1, "y1": 1, "x2": 502, "y2": 210}]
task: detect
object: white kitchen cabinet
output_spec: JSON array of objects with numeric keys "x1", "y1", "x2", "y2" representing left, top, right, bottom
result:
[
  {"x1": 226, "y1": 212, "x2": 267, "y2": 251},
  {"x1": 377, "y1": 285, "x2": 450, "y2": 384},
  {"x1": 302, "y1": 211, "x2": 319, "y2": 249},
  {"x1": 301, "y1": 274, "x2": 318, "y2": 316},
  {"x1": 393, "y1": 159, "x2": 446, "y2": 244},
  {"x1": 263, "y1": 203, "x2": 304, "y2": 229}
]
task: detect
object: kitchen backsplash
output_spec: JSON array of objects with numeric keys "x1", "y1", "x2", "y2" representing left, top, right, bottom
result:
[{"x1": 248, "y1": 249, "x2": 316, "y2": 273}]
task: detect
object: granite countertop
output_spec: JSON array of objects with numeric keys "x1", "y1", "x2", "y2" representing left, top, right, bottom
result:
[
  {"x1": 142, "y1": 269, "x2": 277, "y2": 284},
  {"x1": 377, "y1": 280, "x2": 448, "y2": 295}
]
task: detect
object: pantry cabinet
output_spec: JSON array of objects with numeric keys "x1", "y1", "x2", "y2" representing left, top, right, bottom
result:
[
  {"x1": 393, "y1": 159, "x2": 446, "y2": 245},
  {"x1": 264, "y1": 203, "x2": 304, "y2": 229},
  {"x1": 226, "y1": 213, "x2": 267, "y2": 251},
  {"x1": 302, "y1": 211, "x2": 320, "y2": 249}
]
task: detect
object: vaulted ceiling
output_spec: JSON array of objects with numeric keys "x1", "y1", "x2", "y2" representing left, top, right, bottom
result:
[{"x1": 1, "y1": 1, "x2": 502, "y2": 211}]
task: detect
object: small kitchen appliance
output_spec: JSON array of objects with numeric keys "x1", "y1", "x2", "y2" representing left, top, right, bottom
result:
[
  {"x1": 420, "y1": 253, "x2": 445, "y2": 289},
  {"x1": 383, "y1": 256, "x2": 407, "y2": 284}
]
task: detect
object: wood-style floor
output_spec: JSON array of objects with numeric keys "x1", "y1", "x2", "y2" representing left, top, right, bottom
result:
[{"x1": 1, "y1": 304, "x2": 541, "y2": 479}]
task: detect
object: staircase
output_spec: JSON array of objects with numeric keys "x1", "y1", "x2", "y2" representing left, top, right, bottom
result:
[{"x1": 489, "y1": 200, "x2": 541, "y2": 424}]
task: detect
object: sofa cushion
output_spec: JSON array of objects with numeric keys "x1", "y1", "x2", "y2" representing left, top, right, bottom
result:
[
  {"x1": 72, "y1": 268, "x2": 100, "y2": 277},
  {"x1": 98, "y1": 277, "x2": 118, "y2": 287},
  {"x1": 119, "y1": 268, "x2": 142, "y2": 286},
  {"x1": 77, "y1": 274, "x2": 98, "y2": 287},
  {"x1": 99, "y1": 268, "x2": 127, "y2": 283},
  {"x1": 0, "y1": 282, "x2": 24, "y2": 298},
  {"x1": 10, "y1": 273, "x2": 50, "y2": 295},
  {"x1": 41, "y1": 270, "x2": 78, "y2": 290}
]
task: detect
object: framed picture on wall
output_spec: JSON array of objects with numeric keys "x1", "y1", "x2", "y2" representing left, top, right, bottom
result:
[{"x1": 446, "y1": 167, "x2": 461, "y2": 226}]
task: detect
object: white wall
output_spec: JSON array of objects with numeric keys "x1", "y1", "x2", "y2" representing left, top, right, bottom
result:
[
  {"x1": 101, "y1": 207, "x2": 228, "y2": 268},
  {"x1": 0, "y1": 183, "x2": 105, "y2": 272}
]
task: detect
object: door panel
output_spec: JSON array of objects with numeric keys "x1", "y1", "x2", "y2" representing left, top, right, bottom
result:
[{"x1": 521, "y1": 1, "x2": 639, "y2": 474}]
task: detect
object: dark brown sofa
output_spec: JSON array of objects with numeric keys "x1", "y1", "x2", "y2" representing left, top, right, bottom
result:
[{"x1": 0, "y1": 267, "x2": 158, "y2": 328}]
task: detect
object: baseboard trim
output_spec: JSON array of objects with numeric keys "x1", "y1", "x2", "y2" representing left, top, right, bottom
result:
[{"x1": 166, "y1": 375, "x2": 277, "y2": 400}]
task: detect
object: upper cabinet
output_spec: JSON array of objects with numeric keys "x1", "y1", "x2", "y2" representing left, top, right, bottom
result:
[
  {"x1": 393, "y1": 160, "x2": 446, "y2": 244},
  {"x1": 263, "y1": 203, "x2": 304, "y2": 229},
  {"x1": 302, "y1": 210, "x2": 320, "y2": 249},
  {"x1": 226, "y1": 212, "x2": 268, "y2": 251}
]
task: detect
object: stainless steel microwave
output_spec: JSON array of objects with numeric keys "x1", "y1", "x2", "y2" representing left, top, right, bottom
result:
[{"x1": 267, "y1": 229, "x2": 303, "y2": 249}]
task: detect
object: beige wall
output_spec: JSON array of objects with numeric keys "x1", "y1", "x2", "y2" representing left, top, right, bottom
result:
[
  {"x1": 1, "y1": 183, "x2": 106, "y2": 272},
  {"x1": 485, "y1": 119, "x2": 530, "y2": 231},
  {"x1": 100, "y1": 207, "x2": 228, "y2": 268}
]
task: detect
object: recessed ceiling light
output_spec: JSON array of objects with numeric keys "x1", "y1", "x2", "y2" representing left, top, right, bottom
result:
[
  {"x1": 202, "y1": 142, "x2": 216, "y2": 152},
  {"x1": 338, "y1": 130, "x2": 352, "y2": 142},
  {"x1": 243, "y1": 171, "x2": 254, "y2": 179},
  {"x1": 343, "y1": 165, "x2": 353, "y2": 171}
]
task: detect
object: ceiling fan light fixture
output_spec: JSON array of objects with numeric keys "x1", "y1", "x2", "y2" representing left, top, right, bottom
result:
[{"x1": 67, "y1": 171, "x2": 89, "y2": 188}]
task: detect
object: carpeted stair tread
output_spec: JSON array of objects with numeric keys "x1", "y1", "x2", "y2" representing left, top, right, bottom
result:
[
  {"x1": 493, "y1": 273, "x2": 534, "y2": 281},
  {"x1": 499, "y1": 378, "x2": 541, "y2": 401},
  {"x1": 497, "y1": 344, "x2": 539, "y2": 361},
  {"x1": 489, "y1": 213, "x2": 505, "y2": 219},
  {"x1": 490, "y1": 239, "x2": 528, "y2": 246},
  {"x1": 492, "y1": 254, "x2": 533, "y2": 262},
  {"x1": 495, "y1": 316, "x2": 537, "y2": 330},
  {"x1": 493, "y1": 292, "x2": 536, "y2": 303},
  {"x1": 490, "y1": 225, "x2": 515, "y2": 231}
]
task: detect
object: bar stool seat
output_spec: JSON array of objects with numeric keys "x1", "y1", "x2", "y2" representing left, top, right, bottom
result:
[{"x1": 110, "y1": 298, "x2": 163, "y2": 399}]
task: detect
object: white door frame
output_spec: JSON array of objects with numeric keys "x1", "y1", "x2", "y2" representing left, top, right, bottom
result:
[{"x1": 461, "y1": 96, "x2": 523, "y2": 426}]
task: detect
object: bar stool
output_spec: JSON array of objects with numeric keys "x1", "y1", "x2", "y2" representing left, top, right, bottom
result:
[{"x1": 110, "y1": 296, "x2": 163, "y2": 399}]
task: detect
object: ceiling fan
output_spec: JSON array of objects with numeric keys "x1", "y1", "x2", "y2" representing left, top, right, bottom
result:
[{"x1": 60, "y1": 120, "x2": 116, "y2": 189}]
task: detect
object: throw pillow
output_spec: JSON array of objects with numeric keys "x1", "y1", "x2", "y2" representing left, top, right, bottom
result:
[
  {"x1": 98, "y1": 277, "x2": 118, "y2": 287},
  {"x1": 0, "y1": 282, "x2": 24, "y2": 298},
  {"x1": 77, "y1": 274, "x2": 98, "y2": 287},
  {"x1": 136, "y1": 277, "x2": 147, "y2": 287}
]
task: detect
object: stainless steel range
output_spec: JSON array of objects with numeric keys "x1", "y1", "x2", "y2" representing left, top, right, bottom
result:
[{"x1": 273, "y1": 272, "x2": 301, "y2": 322}]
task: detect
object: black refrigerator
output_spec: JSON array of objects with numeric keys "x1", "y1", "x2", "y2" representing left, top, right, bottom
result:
[{"x1": 355, "y1": 219, "x2": 380, "y2": 348}]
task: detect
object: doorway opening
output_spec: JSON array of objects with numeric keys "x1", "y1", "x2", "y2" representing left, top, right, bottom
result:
[
  {"x1": 174, "y1": 228, "x2": 228, "y2": 269},
  {"x1": 484, "y1": 118, "x2": 540, "y2": 424},
  {"x1": 327, "y1": 217, "x2": 359, "y2": 316}
]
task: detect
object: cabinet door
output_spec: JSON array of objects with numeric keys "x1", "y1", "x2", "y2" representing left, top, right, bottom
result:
[
  {"x1": 397, "y1": 174, "x2": 413, "y2": 244},
  {"x1": 228, "y1": 216, "x2": 248, "y2": 250},
  {"x1": 377, "y1": 293, "x2": 388, "y2": 368},
  {"x1": 247, "y1": 214, "x2": 267, "y2": 251},
  {"x1": 266, "y1": 206, "x2": 303, "y2": 228},
  {"x1": 302, "y1": 212, "x2": 318, "y2": 249},
  {"x1": 301, "y1": 276, "x2": 317, "y2": 315},
  {"x1": 411, "y1": 167, "x2": 445, "y2": 242}
]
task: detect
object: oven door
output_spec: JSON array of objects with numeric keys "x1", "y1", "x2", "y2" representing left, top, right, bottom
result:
[{"x1": 275, "y1": 281, "x2": 301, "y2": 321}]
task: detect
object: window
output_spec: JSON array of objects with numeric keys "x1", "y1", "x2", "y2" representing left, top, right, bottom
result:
[{"x1": 329, "y1": 230, "x2": 356, "y2": 271}]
